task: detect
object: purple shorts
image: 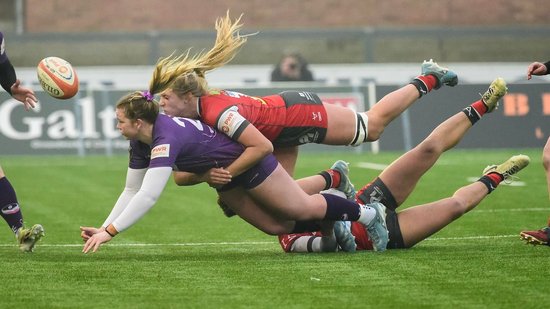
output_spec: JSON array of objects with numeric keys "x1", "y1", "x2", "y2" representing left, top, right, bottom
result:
[{"x1": 217, "y1": 154, "x2": 278, "y2": 191}]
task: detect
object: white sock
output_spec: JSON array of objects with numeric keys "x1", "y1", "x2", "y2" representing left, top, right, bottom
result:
[{"x1": 358, "y1": 204, "x2": 376, "y2": 226}]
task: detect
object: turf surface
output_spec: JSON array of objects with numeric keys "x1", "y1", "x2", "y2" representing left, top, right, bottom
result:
[{"x1": 0, "y1": 149, "x2": 548, "y2": 308}]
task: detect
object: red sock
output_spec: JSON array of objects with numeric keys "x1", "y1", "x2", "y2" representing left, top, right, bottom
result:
[
  {"x1": 416, "y1": 75, "x2": 438, "y2": 92},
  {"x1": 471, "y1": 100, "x2": 488, "y2": 116},
  {"x1": 327, "y1": 169, "x2": 341, "y2": 189},
  {"x1": 487, "y1": 172, "x2": 504, "y2": 186}
]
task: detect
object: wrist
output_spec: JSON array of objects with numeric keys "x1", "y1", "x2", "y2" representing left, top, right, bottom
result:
[
  {"x1": 543, "y1": 61, "x2": 550, "y2": 75},
  {"x1": 105, "y1": 224, "x2": 119, "y2": 237}
]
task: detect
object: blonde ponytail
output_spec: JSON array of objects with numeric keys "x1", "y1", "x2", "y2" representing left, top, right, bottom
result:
[{"x1": 149, "y1": 11, "x2": 252, "y2": 96}]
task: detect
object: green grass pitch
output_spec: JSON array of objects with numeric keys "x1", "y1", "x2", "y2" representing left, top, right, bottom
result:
[{"x1": 0, "y1": 149, "x2": 549, "y2": 308}]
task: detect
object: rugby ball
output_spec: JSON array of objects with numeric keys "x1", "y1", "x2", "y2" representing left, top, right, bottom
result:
[{"x1": 37, "y1": 57, "x2": 79, "y2": 99}]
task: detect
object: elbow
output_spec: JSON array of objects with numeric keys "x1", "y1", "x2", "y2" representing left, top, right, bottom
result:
[
  {"x1": 141, "y1": 189, "x2": 160, "y2": 205},
  {"x1": 261, "y1": 141, "x2": 274, "y2": 157},
  {"x1": 249, "y1": 140, "x2": 273, "y2": 160}
]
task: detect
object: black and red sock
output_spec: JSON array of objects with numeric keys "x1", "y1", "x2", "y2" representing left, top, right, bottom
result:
[
  {"x1": 462, "y1": 100, "x2": 488, "y2": 125},
  {"x1": 318, "y1": 169, "x2": 342, "y2": 190},
  {"x1": 410, "y1": 75, "x2": 438, "y2": 98},
  {"x1": 478, "y1": 173, "x2": 504, "y2": 194}
]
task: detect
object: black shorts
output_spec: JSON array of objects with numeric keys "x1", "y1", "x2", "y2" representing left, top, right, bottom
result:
[
  {"x1": 357, "y1": 177, "x2": 405, "y2": 249},
  {"x1": 272, "y1": 91, "x2": 328, "y2": 147},
  {"x1": 385, "y1": 208, "x2": 405, "y2": 249}
]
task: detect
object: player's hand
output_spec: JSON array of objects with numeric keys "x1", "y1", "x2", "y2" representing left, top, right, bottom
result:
[
  {"x1": 10, "y1": 79, "x2": 38, "y2": 110},
  {"x1": 527, "y1": 62, "x2": 548, "y2": 80},
  {"x1": 80, "y1": 226, "x2": 104, "y2": 241},
  {"x1": 82, "y1": 230, "x2": 112, "y2": 253},
  {"x1": 205, "y1": 167, "x2": 232, "y2": 188}
]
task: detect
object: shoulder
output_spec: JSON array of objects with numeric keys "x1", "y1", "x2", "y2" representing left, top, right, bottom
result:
[{"x1": 200, "y1": 93, "x2": 235, "y2": 120}]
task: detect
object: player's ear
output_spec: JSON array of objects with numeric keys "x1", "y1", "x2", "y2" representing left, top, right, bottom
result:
[
  {"x1": 135, "y1": 118, "x2": 144, "y2": 128},
  {"x1": 184, "y1": 91, "x2": 195, "y2": 101}
]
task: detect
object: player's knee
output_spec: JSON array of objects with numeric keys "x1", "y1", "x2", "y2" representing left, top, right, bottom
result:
[
  {"x1": 367, "y1": 126, "x2": 383, "y2": 142},
  {"x1": 416, "y1": 138, "x2": 442, "y2": 157},
  {"x1": 365, "y1": 113, "x2": 383, "y2": 142},
  {"x1": 447, "y1": 197, "x2": 468, "y2": 219}
]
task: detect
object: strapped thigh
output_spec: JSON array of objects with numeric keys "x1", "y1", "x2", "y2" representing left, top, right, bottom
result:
[{"x1": 349, "y1": 112, "x2": 369, "y2": 146}]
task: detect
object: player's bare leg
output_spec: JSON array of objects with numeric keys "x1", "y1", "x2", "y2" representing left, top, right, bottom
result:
[
  {"x1": 323, "y1": 60, "x2": 458, "y2": 145},
  {"x1": 398, "y1": 155, "x2": 529, "y2": 248},
  {"x1": 377, "y1": 77, "x2": 507, "y2": 205}
]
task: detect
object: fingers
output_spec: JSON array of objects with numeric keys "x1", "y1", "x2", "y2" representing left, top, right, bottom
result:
[
  {"x1": 26, "y1": 94, "x2": 38, "y2": 108},
  {"x1": 207, "y1": 168, "x2": 232, "y2": 186},
  {"x1": 526, "y1": 62, "x2": 547, "y2": 80},
  {"x1": 83, "y1": 236, "x2": 102, "y2": 254},
  {"x1": 80, "y1": 231, "x2": 91, "y2": 241},
  {"x1": 93, "y1": 241, "x2": 101, "y2": 253},
  {"x1": 82, "y1": 231, "x2": 112, "y2": 253},
  {"x1": 80, "y1": 226, "x2": 93, "y2": 233},
  {"x1": 527, "y1": 63, "x2": 537, "y2": 80},
  {"x1": 82, "y1": 238, "x2": 93, "y2": 253}
]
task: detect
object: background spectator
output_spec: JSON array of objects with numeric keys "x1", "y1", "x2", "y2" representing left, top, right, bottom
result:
[{"x1": 271, "y1": 51, "x2": 314, "y2": 82}]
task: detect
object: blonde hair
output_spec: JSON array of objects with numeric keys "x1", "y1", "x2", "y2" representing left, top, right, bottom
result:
[{"x1": 149, "y1": 11, "x2": 251, "y2": 97}]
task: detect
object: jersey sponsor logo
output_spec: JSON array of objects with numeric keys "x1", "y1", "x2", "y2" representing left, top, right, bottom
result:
[
  {"x1": 218, "y1": 107, "x2": 246, "y2": 138},
  {"x1": 151, "y1": 144, "x2": 170, "y2": 159},
  {"x1": 223, "y1": 110, "x2": 235, "y2": 128},
  {"x1": 2, "y1": 203, "x2": 20, "y2": 215}
]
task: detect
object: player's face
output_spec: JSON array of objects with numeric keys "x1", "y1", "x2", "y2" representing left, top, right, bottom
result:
[
  {"x1": 159, "y1": 89, "x2": 198, "y2": 119},
  {"x1": 115, "y1": 108, "x2": 139, "y2": 140}
]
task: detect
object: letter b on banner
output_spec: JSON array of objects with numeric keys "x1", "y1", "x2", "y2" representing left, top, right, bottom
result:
[{"x1": 503, "y1": 94, "x2": 529, "y2": 116}]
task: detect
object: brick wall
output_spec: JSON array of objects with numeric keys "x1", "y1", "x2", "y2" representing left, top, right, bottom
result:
[{"x1": 25, "y1": 0, "x2": 549, "y2": 32}]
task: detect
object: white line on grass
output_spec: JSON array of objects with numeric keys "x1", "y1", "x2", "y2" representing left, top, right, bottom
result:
[
  {"x1": 356, "y1": 162, "x2": 388, "y2": 170},
  {"x1": 0, "y1": 235, "x2": 527, "y2": 248},
  {"x1": 474, "y1": 207, "x2": 548, "y2": 213},
  {"x1": 424, "y1": 234, "x2": 518, "y2": 241},
  {"x1": 0, "y1": 241, "x2": 274, "y2": 248}
]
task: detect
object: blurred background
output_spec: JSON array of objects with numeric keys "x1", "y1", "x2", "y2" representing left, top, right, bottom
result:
[
  {"x1": 2, "y1": 0, "x2": 550, "y2": 65},
  {"x1": 1, "y1": 0, "x2": 550, "y2": 155}
]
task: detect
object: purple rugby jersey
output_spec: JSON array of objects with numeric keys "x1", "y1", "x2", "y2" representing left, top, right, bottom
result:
[{"x1": 129, "y1": 114, "x2": 245, "y2": 174}]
